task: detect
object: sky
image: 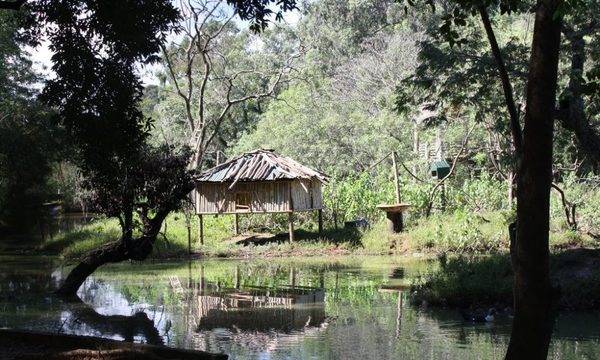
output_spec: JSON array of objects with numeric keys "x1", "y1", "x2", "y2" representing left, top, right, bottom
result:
[{"x1": 28, "y1": 4, "x2": 302, "y2": 86}]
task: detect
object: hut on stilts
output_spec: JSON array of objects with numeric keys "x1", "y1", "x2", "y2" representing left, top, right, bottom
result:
[{"x1": 194, "y1": 149, "x2": 328, "y2": 243}]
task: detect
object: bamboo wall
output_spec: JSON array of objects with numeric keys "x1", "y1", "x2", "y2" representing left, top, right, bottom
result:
[
  {"x1": 291, "y1": 180, "x2": 323, "y2": 211},
  {"x1": 195, "y1": 180, "x2": 323, "y2": 214}
]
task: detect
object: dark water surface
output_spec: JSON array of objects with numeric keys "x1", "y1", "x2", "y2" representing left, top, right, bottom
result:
[{"x1": 0, "y1": 255, "x2": 599, "y2": 359}]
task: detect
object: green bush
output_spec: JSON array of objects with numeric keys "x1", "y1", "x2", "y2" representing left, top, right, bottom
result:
[
  {"x1": 408, "y1": 211, "x2": 509, "y2": 253},
  {"x1": 411, "y1": 254, "x2": 513, "y2": 307}
]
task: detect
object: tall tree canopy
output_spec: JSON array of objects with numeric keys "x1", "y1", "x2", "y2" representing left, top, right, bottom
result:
[
  {"x1": 0, "y1": 11, "x2": 59, "y2": 232},
  {"x1": 2, "y1": 0, "x2": 197, "y2": 296}
]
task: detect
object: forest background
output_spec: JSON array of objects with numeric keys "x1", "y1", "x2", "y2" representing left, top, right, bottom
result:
[{"x1": 1, "y1": 0, "x2": 599, "y2": 257}]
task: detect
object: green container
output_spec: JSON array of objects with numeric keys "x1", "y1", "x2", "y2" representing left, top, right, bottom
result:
[{"x1": 430, "y1": 160, "x2": 450, "y2": 180}]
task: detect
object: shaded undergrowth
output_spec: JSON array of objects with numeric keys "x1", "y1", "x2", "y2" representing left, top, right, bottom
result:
[{"x1": 411, "y1": 249, "x2": 600, "y2": 311}]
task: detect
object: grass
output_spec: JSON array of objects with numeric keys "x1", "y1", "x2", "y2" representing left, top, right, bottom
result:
[
  {"x1": 42, "y1": 209, "x2": 598, "y2": 262},
  {"x1": 392, "y1": 210, "x2": 596, "y2": 254},
  {"x1": 404, "y1": 210, "x2": 511, "y2": 254},
  {"x1": 43, "y1": 212, "x2": 375, "y2": 260},
  {"x1": 42, "y1": 220, "x2": 121, "y2": 259}
]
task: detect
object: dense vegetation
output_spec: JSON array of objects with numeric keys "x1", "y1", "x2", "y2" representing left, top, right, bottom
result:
[
  {"x1": 0, "y1": 0, "x2": 598, "y2": 358},
  {"x1": 0, "y1": 0, "x2": 596, "y2": 254}
]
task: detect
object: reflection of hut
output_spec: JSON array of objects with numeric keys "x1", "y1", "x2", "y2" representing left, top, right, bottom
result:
[
  {"x1": 194, "y1": 150, "x2": 328, "y2": 243},
  {"x1": 196, "y1": 286, "x2": 326, "y2": 331}
]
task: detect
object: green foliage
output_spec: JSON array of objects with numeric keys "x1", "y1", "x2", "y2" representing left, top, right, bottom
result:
[
  {"x1": 411, "y1": 255, "x2": 514, "y2": 307},
  {"x1": 0, "y1": 11, "x2": 60, "y2": 231},
  {"x1": 550, "y1": 173, "x2": 600, "y2": 233},
  {"x1": 446, "y1": 171, "x2": 507, "y2": 212},
  {"x1": 323, "y1": 172, "x2": 395, "y2": 226},
  {"x1": 413, "y1": 249, "x2": 600, "y2": 310},
  {"x1": 234, "y1": 81, "x2": 403, "y2": 174},
  {"x1": 409, "y1": 211, "x2": 509, "y2": 253}
]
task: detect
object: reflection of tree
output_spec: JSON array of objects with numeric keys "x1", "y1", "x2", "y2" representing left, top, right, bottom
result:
[{"x1": 64, "y1": 296, "x2": 163, "y2": 345}]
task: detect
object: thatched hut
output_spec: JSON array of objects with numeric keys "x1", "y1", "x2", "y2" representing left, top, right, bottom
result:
[{"x1": 194, "y1": 149, "x2": 327, "y2": 243}]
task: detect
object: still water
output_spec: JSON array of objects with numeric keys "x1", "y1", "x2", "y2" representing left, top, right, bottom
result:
[{"x1": 0, "y1": 255, "x2": 599, "y2": 359}]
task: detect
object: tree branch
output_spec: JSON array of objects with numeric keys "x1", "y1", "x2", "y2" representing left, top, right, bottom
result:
[
  {"x1": 551, "y1": 183, "x2": 577, "y2": 230},
  {"x1": 478, "y1": 5, "x2": 523, "y2": 156}
]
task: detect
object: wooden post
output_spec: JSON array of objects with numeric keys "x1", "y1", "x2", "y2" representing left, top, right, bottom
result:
[
  {"x1": 186, "y1": 210, "x2": 192, "y2": 255},
  {"x1": 289, "y1": 267, "x2": 296, "y2": 288},
  {"x1": 413, "y1": 122, "x2": 419, "y2": 179},
  {"x1": 435, "y1": 127, "x2": 444, "y2": 160},
  {"x1": 391, "y1": 151, "x2": 403, "y2": 229},
  {"x1": 288, "y1": 212, "x2": 294, "y2": 243},
  {"x1": 187, "y1": 230, "x2": 191, "y2": 254},
  {"x1": 391, "y1": 151, "x2": 401, "y2": 204},
  {"x1": 197, "y1": 214, "x2": 203, "y2": 245},
  {"x1": 318, "y1": 209, "x2": 323, "y2": 234},
  {"x1": 199, "y1": 265, "x2": 205, "y2": 293},
  {"x1": 234, "y1": 213, "x2": 239, "y2": 235},
  {"x1": 385, "y1": 211, "x2": 403, "y2": 232}
]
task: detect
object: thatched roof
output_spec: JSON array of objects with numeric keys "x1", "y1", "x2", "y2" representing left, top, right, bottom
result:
[{"x1": 197, "y1": 149, "x2": 328, "y2": 183}]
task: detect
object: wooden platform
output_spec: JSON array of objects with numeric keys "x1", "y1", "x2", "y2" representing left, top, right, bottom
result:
[
  {"x1": 376, "y1": 204, "x2": 411, "y2": 213},
  {"x1": 377, "y1": 203, "x2": 411, "y2": 232}
]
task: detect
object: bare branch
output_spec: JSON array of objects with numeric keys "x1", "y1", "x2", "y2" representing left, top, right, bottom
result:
[
  {"x1": 479, "y1": 5, "x2": 523, "y2": 157},
  {"x1": 551, "y1": 183, "x2": 577, "y2": 230}
]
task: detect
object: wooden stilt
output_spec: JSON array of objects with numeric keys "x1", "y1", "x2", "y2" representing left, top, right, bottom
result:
[
  {"x1": 187, "y1": 222, "x2": 191, "y2": 255},
  {"x1": 392, "y1": 151, "x2": 404, "y2": 229},
  {"x1": 234, "y1": 213, "x2": 239, "y2": 235},
  {"x1": 288, "y1": 212, "x2": 294, "y2": 243},
  {"x1": 289, "y1": 268, "x2": 296, "y2": 287},
  {"x1": 318, "y1": 209, "x2": 323, "y2": 234},
  {"x1": 197, "y1": 214, "x2": 204, "y2": 245},
  {"x1": 199, "y1": 265, "x2": 205, "y2": 293}
]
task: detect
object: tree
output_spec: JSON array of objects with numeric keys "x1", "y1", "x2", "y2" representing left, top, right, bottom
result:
[
  {"x1": 396, "y1": 0, "x2": 563, "y2": 357},
  {"x1": 556, "y1": 0, "x2": 600, "y2": 172},
  {"x1": 395, "y1": 15, "x2": 530, "y2": 205},
  {"x1": 0, "y1": 11, "x2": 59, "y2": 232},
  {"x1": 2, "y1": 0, "x2": 198, "y2": 296},
  {"x1": 159, "y1": 0, "x2": 301, "y2": 170}
]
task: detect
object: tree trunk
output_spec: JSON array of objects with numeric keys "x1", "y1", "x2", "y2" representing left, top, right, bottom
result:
[
  {"x1": 507, "y1": 170, "x2": 515, "y2": 207},
  {"x1": 56, "y1": 217, "x2": 165, "y2": 297},
  {"x1": 558, "y1": 29, "x2": 600, "y2": 171},
  {"x1": 505, "y1": 0, "x2": 562, "y2": 358}
]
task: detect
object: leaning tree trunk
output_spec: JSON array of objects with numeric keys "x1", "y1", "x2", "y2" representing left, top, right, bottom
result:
[
  {"x1": 56, "y1": 215, "x2": 166, "y2": 297},
  {"x1": 505, "y1": 0, "x2": 562, "y2": 358}
]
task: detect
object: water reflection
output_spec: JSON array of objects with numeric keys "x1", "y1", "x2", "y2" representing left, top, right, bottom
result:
[{"x1": 0, "y1": 256, "x2": 599, "y2": 359}]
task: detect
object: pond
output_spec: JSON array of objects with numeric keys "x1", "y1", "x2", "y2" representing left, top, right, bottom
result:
[{"x1": 0, "y1": 254, "x2": 599, "y2": 359}]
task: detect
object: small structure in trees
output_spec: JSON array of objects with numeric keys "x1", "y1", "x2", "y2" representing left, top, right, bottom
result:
[
  {"x1": 430, "y1": 160, "x2": 450, "y2": 180},
  {"x1": 194, "y1": 149, "x2": 327, "y2": 243}
]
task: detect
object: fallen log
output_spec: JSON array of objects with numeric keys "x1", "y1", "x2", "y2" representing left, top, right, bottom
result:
[{"x1": 0, "y1": 329, "x2": 227, "y2": 360}]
